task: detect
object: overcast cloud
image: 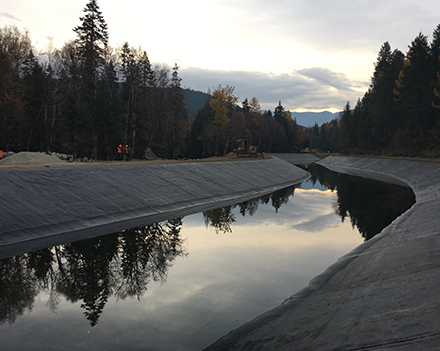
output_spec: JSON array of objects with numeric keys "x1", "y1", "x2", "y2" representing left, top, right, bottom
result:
[
  {"x1": 2, "y1": 0, "x2": 440, "y2": 111},
  {"x1": 180, "y1": 66, "x2": 367, "y2": 111}
]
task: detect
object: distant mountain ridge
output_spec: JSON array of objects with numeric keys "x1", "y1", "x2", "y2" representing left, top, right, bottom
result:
[
  {"x1": 290, "y1": 111, "x2": 340, "y2": 127},
  {"x1": 183, "y1": 89, "x2": 209, "y2": 122},
  {"x1": 183, "y1": 89, "x2": 339, "y2": 126}
]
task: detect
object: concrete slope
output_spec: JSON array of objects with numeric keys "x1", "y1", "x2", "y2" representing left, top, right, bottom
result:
[
  {"x1": 0, "y1": 157, "x2": 309, "y2": 259},
  {"x1": 268, "y1": 153, "x2": 320, "y2": 165},
  {"x1": 205, "y1": 156, "x2": 440, "y2": 351}
]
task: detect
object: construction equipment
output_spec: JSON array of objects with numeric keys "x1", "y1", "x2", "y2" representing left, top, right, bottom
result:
[{"x1": 235, "y1": 139, "x2": 258, "y2": 158}]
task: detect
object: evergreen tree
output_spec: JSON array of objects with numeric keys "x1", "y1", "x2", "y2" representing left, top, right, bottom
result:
[
  {"x1": 168, "y1": 63, "x2": 188, "y2": 158},
  {"x1": 94, "y1": 51, "x2": 123, "y2": 159},
  {"x1": 429, "y1": 24, "x2": 440, "y2": 154},
  {"x1": 371, "y1": 42, "x2": 393, "y2": 90},
  {"x1": 362, "y1": 43, "x2": 404, "y2": 152},
  {"x1": 120, "y1": 42, "x2": 138, "y2": 158},
  {"x1": 73, "y1": 0, "x2": 109, "y2": 158},
  {"x1": 56, "y1": 40, "x2": 91, "y2": 157},
  {"x1": 146, "y1": 64, "x2": 172, "y2": 158},
  {"x1": 394, "y1": 33, "x2": 433, "y2": 153},
  {"x1": 339, "y1": 102, "x2": 354, "y2": 153},
  {"x1": 431, "y1": 23, "x2": 440, "y2": 68},
  {"x1": 21, "y1": 57, "x2": 61, "y2": 153},
  {"x1": 186, "y1": 101, "x2": 214, "y2": 158},
  {"x1": 135, "y1": 50, "x2": 155, "y2": 158},
  {"x1": 19, "y1": 52, "x2": 43, "y2": 150},
  {"x1": 273, "y1": 101, "x2": 298, "y2": 152},
  {"x1": 273, "y1": 100, "x2": 286, "y2": 121},
  {"x1": 73, "y1": 0, "x2": 108, "y2": 92}
]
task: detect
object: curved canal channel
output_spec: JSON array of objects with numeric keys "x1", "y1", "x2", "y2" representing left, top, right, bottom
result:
[{"x1": 0, "y1": 165, "x2": 415, "y2": 351}]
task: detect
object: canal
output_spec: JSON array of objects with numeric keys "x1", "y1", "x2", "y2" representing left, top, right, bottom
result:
[{"x1": 0, "y1": 165, "x2": 415, "y2": 350}]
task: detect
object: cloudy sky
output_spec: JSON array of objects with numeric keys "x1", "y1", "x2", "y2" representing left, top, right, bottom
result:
[{"x1": 2, "y1": 0, "x2": 440, "y2": 111}]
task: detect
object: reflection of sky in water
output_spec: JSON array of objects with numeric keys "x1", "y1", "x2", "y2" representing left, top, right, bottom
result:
[
  {"x1": 136, "y1": 181, "x2": 362, "y2": 349},
  {"x1": 0, "y1": 179, "x2": 363, "y2": 351}
]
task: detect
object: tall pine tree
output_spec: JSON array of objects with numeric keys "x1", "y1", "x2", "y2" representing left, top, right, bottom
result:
[
  {"x1": 273, "y1": 100, "x2": 286, "y2": 121},
  {"x1": 73, "y1": 0, "x2": 109, "y2": 158},
  {"x1": 73, "y1": 0, "x2": 108, "y2": 93},
  {"x1": 167, "y1": 63, "x2": 188, "y2": 158},
  {"x1": 394, "y1": 33, "x2": 433, "y2": 153},
  {"x1": 365, "y1": 42, "x2": 404, "y2": 151}
]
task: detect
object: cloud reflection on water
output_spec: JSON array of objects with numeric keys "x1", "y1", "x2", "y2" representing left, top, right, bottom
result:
[
  {"x1": 1, "y1": 167, "x2": 415, "y2": 351},
  {"x1": 185, "y1": 184, "x2": 359, "y2": 251}
]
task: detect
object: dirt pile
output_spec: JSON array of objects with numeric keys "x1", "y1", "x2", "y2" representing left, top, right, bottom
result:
[{"x1": 0, "y1": 152, "x2": 65, "y2": 165}]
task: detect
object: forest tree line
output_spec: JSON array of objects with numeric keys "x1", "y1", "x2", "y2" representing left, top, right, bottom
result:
[
  {"x1": 3, "y1": 0, "x2": 440, "y2": 159},
  {"x1": 0, "y1": 0, "x2": 190, "y2": 160},
  {"x1": 0, "y1": 0, "x2": 307, "y2": 161},
  {"x1": 307, "y1": 24, "x2": 440, "y2": 157}
]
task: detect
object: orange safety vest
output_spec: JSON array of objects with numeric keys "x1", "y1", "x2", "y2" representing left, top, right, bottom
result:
[
  {"x1": 117, "y1": 145, "x2": 122, "y2": 153},
  {"x1": 125, "y1": 145, "x2": 129, "y2": 154}
]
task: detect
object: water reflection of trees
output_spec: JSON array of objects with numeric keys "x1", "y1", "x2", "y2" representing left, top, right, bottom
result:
[
  {"x1": 203, "y1": 185, "x2": 297, "y2": 234},
  {"x1": 204, "y1": 206, "x2": 237, "y2": 233},
  {"x1": 2, "y1": 170, "x2": 412, "y2": 328},
  {"x1": 304, "y1": 164, "x2": 416, "y2": 240},
  {"x1": 0, "y1": 256, "x2": 37, "y2": 325},
  {"x1": 0, "y1": 218, "x2": 186, "y2": 327},
  {"x1": 1, "y1": 187, "x2": 300, "y2": 327}
]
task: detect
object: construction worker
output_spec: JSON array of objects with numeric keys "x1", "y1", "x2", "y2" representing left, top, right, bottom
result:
[
  {"x1": 116, "y1": 144, "x2": 123, "y2": 160},
  {"x1": 125, "y1": 144, "x2": 130, "y2": 161}
]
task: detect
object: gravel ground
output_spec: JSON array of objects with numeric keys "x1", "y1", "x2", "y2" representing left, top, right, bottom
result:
[
  {"x1": 0, "y1": 151, "x2": 268, "y2": 170},
  {"x1": 3, "y1": 151, "x2": 438, "y2": 171}
]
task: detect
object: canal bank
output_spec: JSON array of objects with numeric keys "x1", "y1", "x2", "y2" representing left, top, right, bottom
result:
[
  {"x1": 0, "y1": 157, "x2": 309, "y2": 259},
  {"x1": 205, "y1": 155, "x2": 440, "y2": 351}
]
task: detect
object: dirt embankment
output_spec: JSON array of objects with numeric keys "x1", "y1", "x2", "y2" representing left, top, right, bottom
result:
[
  {"x1": 319, "y1": 152, "x2": 440, "y2": 164},
  {"x1": 0, "y1": 151, "x2": 270, "y2": 170},
  {"x1": 3, "y1": 151, "x2": 440, "y2": 171}
]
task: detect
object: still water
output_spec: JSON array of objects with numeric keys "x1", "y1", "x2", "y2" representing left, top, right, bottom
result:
[{"x1": 0, "y1": 165, "x2": 415, "y2": 351}]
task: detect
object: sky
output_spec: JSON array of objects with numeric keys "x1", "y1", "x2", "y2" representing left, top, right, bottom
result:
[{"x1": 2, "y1": 0, "x2": 440, "y2": 112}]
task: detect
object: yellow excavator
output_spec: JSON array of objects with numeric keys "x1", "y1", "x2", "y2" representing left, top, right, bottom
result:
[{"x1": 235, "y1": 139, "x2": 259, "y2": 158}]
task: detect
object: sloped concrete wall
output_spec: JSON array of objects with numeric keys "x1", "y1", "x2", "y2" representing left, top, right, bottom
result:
[
  {"x1": 268, "y1": 153, "x2": 320, "y2": 165},
  {"x1": 0, "y1": 157, "x2": 309, "y2": 258},
  {"x1": 206, "y1": 156, "x2": 440, "y2": 351}
]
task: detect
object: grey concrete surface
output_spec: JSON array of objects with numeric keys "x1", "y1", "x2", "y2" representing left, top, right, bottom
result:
[
  {"x1": 269, "y1": 153, "x2": 320, "y2": 165},
  {"x1": 0, "y1": 157, "x2": 309, "y2": 259},
  {"x1": 205, "y1": 156, "x2": 440, "y2": 351}
]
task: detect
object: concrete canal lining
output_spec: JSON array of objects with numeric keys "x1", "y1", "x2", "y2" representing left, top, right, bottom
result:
[
  {"x1": 205, "y1": 156, "x2": 440, "y2": 351},
  {"x1": 0, "y1": 157, "x2": 309, "y2": 259}
]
